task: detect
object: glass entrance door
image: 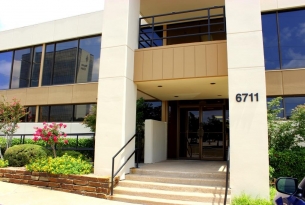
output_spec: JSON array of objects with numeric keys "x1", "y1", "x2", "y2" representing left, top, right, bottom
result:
[
  {"x1": 179, "y1": 105, "x2": 225, "y2": 160},
  {"x1": 179, "y1": 108, "x2": 200, "y2": 159},
  {"x1": 201, "y1": 107, "x2": 224, "y2": 160}
]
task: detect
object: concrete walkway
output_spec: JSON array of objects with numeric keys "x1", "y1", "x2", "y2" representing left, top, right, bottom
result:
[{"x1": 0, "y1": 181, "x2": 134, "y2": 205}]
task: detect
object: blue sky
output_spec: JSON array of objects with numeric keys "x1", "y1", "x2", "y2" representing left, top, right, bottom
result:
[{"x1": 0, "y1": 0, "x2": 104, "y2": 31}]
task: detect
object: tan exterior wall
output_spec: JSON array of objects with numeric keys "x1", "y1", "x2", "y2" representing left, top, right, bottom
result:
[
  {"x1": 261, "y1": 0, "x2": 305, "y2": 11},
  {"x1": 266, "y1": 69, "x2": 305, "y2": 96},
  {"x1": 134, "y1": 40, "x2": 228, "y2": 82},
  {"x1": 0, "y1": 83, "x2": 98, "y2": 106}
]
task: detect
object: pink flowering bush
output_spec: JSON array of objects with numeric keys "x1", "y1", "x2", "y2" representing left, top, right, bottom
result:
[{"x1": 33, "y1": 122, "x2": 68, "y2": 158}]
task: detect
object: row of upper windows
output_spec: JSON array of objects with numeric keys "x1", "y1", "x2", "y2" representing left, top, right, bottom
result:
[
  {"x1": 0, "y1": 35, "x2": 101, "y2": 90},
  {"x1": 262, "y1": 8, "x2": 305, "y2": 70}
]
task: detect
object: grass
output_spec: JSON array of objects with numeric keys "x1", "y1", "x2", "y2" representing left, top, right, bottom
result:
[{"x1": 231, "y1": 186, "x2": 277, "y2": 205}]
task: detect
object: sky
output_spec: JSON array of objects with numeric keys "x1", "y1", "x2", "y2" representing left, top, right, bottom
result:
[{"x1": 0, "y1": 0, "x2": 104, "y2": 31}]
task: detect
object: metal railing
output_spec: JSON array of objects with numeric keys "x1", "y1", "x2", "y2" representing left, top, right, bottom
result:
[
  {"x1": 10, "y1": 133, "x2": 95, "y2": 151},
  {"x1": 224, "y1": 146, "x2": 230, "y2": 204},
  {"x1": 110, "y1": 133, "x2": 139, "y2": 196},
  {"x1": 139, "y1": 5, "x2": 226, "y2": 48}
]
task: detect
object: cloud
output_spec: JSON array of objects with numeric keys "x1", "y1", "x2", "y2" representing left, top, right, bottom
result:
[
  {"x1": 92, "y1": 57, "x2": 100, "y2": 81},
  {"x1": 283, "y1": 49, "x2": 305, "y2": 69}
]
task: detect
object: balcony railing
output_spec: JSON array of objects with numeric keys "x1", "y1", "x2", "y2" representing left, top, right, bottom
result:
[{"x1": 139, "y1": 6, "x2": 226, "y2": 49}]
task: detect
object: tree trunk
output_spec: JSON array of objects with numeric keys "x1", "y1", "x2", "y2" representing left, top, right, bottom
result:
[{"x1": 51, "y1": 144, "x2": 57, "y2": 158}]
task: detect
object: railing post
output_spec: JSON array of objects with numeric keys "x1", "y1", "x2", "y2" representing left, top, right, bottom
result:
[
  {"x1": 208, "y1": 8, "x2": 211, "y2": 41},
  {"x1": 138, "y1": 18, "x2": 142, "y2": 49},
  {"x1": 76, "y1": 134, "x2": 79, "y2": 149},
  {"x1": 151, "y1": 17, "x2": 155, "y2": 47}
]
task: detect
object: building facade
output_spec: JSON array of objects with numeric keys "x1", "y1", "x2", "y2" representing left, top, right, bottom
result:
[{"x1": 0, "y1": 0, "x2": 305, "y2": 198}]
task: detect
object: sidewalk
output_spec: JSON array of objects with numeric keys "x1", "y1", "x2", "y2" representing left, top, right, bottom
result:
[{"x1": 0, "y1": 181, "x2": 133, "y2": 205}]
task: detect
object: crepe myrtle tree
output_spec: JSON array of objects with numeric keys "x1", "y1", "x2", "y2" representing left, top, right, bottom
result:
[{"x1": 0, "y1": 97, "x2": 27, "y2": 159}]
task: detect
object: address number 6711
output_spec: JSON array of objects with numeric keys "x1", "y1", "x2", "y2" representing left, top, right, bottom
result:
[{"x1": 236, "y1": 93, "x2": 259, "y2": 102}]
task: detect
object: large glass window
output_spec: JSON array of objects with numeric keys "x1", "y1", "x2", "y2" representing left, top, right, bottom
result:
[
  {"x1": 77, "y1": 36, "x2": 101, "y2": 83},
  {"x1": 279, "y1": 9, "x2": 305, "y2": 69},
  {"x1": 39, "y1": 104, "x2": 95, "y2": 122},
  {"x1": 284, "y1": 97, "x2": 305, "y2": 118},
  {"x1": 0, "y1": 51, "x2": 13, "y2": 90},
  {"x1": 262, "y1": 13, "x2": 280, "y2": 70},
  {"x1": 10, "y1": 46, "x2": 42, "y2": 89},
  {"x1": 43, "y1": 36, "x2": 101, "y2": 86},
  {"x1": 262, "y1": 8, "x2": 305, "y2": 70},
  {"x1": 49, "y1": 105, "x2": 73, "y2": 122},
  {"x1": 53, "y1": 40, "x2": 78, "y2": 85},
  {"x1": 11, "y1": 48, "x2": 32, "y2": 88}
]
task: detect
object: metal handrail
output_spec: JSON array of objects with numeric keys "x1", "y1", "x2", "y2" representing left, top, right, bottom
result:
[
  {"x1": 224, "y1": 146, "x2": 230, "y2": 204},
  {"x1": 138, "y1": 6, "x2": 226, "y2": 48},
  {"x1": 111, "y1": 133, "x2": 139, "y2": 196}
]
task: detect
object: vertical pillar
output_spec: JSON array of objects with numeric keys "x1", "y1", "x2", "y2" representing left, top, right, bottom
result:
[
  {"x1": 161, "y1": 101, "x2": 168, "y2": 122},
  {"x1": 94, "y1": 0, "x2": 140, "y2": 176},
  {"x1": 226, "y1": 0, "x2": 269, "y2": 198}
]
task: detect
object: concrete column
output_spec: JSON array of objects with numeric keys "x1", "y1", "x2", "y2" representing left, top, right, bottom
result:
[
  {"x1": 225, "y1": 0, "x2": 269, "y2": 198},
  {"x1": 94, "y1": 0, "x2": 140, "y2": 176}
]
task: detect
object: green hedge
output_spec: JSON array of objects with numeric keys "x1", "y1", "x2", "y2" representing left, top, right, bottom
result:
[
  {"x1": 4, "y1": 144, "x2": 50, "y2": 167},
  {"x1": 269, "y1": 148, "x2": 305, "y2": 182}
]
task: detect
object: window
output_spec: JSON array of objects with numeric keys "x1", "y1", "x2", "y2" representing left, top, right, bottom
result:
[
  {"x1": 267, "y1": 96, "x2": 305, "y2": 118},
  {"x1": 21, "y1": 106, "x2": 36, "y2": 122},
  {"x1": 10, "y1": 46, "x2": 42, "y2": 88},
  {"x1": 42, "y1": 36, "x2": 101, "y2": 86},
  {"x1": 144, "y1": 101, "x2": 162, "y2": 121},
  {"x1": 262, "y1": 8, "x2": 305, "y2": 70},
  {"x1": 0, "y1": 51, "x2": 13, "y2": 90},
  {"x1": 39, "y1": 104, "x2": 96, "y2": 122}
]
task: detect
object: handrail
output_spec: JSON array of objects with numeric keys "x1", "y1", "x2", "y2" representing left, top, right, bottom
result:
[
  {"x1": 224, "y1": 146, "x2": 230, "y2": 204},
  {"x1": 111, "y1": 133, "x2": 138, "y2": 196},
  {"x1": 138, "y1": 6, "x2": 226, "y2": 48}
]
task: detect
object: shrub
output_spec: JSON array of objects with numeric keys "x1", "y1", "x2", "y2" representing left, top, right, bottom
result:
[
  {"x1": 4, "y1": 144, "x2": 50, "y2": 167},
  {"x1": 57, "y1": 150, "x2": 86, "y2": 160},
  {"x1": 0, "y1": 159, "x2": 8, "y2": 168},
  {"x1": 269, "y1": 148, "x2": 305, "y2": 181},
  {"x1": 26, "y1": 154, "x2": 92, "y2": 175}
]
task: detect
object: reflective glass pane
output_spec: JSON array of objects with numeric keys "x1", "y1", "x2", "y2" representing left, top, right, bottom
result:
[
  {"x1": 53, "y1": 40, "x2": 78, "y2": 85},
  {"x1": 77, "y1": 36, "x2": 101, "y2": 83},
  {"x1": 21, "y1": 106, "x2": 36, "y2": 122},
  {"x1": 31, "y1": 46, "x2": 42, "y2": 87},
  {"x1": 284, "y1": 97, "x2": 305, "y2": 118},
  {"x1": 279, "y1": 9, "x2": 305, "y2": 69},
  {"x1": 39, "y1": 106, "x2": 49, "y2": 122},
  {"x1": 74, "y1": 104, "x2": 95, "y2": 121},
  {"x1": 49, "y1": 105, "x2": 73, "y2": 122},
  {"x1": 11, "y1": 48, "x2": 32, "y2": 88},
  {"x1": 0, "y1": 51, "x2": 13, "y2": 90},
  {"x1": 262, "y1": 13, "x2": 280, "y2": 70},
  {"x1": 144, "y1": 101, "x2": 162, "y2": 121},
  {"x1": 42, "y1": 44, "x2": 55, "y2": 86},
  {"x1": 267, "y1": 97, "x2": 284, "y2": 118}
]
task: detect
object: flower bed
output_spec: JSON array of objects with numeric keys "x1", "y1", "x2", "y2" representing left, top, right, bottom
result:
[{"x1": 0, "y1": 167, "x2": 119, "y2": 199}]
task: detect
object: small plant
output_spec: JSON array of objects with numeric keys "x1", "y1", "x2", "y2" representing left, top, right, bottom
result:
[
  {"x1": 26, "y1": 154, "x2": 92, "y2": 175},
  {"x1": 33, "y1": 122, "x2": 68, "y2": 158},
  {"x1": 0, "y1": 159, "x2": 9, "y2": 168},
  {"x1": 4, "y1": 144, "x2": 49, "y2": 167}
]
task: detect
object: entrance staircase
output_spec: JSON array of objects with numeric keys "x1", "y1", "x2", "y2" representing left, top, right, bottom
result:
[{"x1": 109, "y1": 165, "x2": 230, "y2": 205}]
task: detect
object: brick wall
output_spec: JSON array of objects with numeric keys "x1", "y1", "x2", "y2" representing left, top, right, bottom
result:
[{"x1": 0, "y1": 168, "x2": 119, "y2": 199}]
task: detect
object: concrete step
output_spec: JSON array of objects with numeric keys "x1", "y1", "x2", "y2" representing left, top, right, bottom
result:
[
  {"x1": 114, "y1": 186, "x2": 230, "y2": 202},
  {"x1": 125, "y1": 174, "x2": 226, "y2": 187},
  {"x1": 118, "y1": 180, "x2": 230, "y2": 194},
  {"x1": 110, "y1": 194, "x2": 229, "y2": 205},
  {"x1": 130, "y1": 168, "x2": 226, "y2": 179}
]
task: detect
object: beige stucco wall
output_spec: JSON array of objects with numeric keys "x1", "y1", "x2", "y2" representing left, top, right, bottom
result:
[{"x1": 261, "y1": 0, "x2": 305, "y2": 11}]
